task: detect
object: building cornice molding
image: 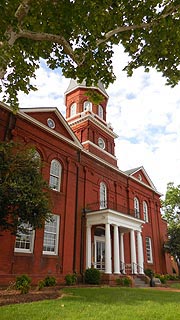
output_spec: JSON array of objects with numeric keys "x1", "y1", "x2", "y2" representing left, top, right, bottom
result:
[
  {"x1": 82, "y1": 140, "x2": 117, "y2": 160},
  {"x1": 68, "y1": 112, "x2": 118, "y2": 139}
]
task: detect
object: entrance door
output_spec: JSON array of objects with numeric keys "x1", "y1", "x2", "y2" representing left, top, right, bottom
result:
[{"x1": 94, "y1": 237, "x2": 105, "y2": 270}]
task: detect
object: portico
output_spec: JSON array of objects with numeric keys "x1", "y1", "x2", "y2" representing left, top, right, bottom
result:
[{"x1": 86, "y1": 209, "x2": 145, "y2": 275}]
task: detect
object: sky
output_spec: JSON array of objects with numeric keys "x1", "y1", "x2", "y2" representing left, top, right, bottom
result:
[{"x1": 18, "y1": 44, "x2": 180, "y2": 198}]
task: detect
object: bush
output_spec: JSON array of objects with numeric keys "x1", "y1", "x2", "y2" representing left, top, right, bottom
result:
[
  {"x1": 43, "y1": 275, "x2": 56, "y2": 287},
  {"x1": 15, "y1": 274, "x2": 31, "y2": 294},
  {"x1": 154, "y1": 274, "x2": 166, "y2": 284},
  {"x1": 116, "y1": 277, "x2": 132, "y2": 287},
  {"x1": 144, "y1": 268, "x2": 154, "y2": 278},
  {"x1": 37, "y1": 280, "x2": 45, "y2": 290},
  {"x1": 84, "y1": 268, "x2": 101, "y2": 285},
  {"x1": 65, "y1": 273, "x2": 77, "y2": 286}
]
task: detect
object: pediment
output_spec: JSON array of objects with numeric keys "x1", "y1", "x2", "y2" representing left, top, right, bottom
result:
[
  {"x1": 20, "y1": 107, "x2": 82, "y2": 147},
  {"x1": 124, "y1": 166, "x2": 156, "y2": 190}
]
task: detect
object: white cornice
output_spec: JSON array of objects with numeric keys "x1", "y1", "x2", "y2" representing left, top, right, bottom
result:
[
  {"x1": 82, "y1": 140, "x2": 117, "y2": 160},
  {"x1": 68, "y1": 112, "x2": 118, "y2": 139}
]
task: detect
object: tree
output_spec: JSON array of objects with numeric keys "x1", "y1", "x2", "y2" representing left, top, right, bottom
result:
[
  {"x1": 162, "y1": 182, "x2": 180, "y2": 274},
  {"x1": 0, "y1": 1, "x2": 180, "y2": 110},
  {"x1": 0, "y1": 141, "x2": 52, "y2": 234}
]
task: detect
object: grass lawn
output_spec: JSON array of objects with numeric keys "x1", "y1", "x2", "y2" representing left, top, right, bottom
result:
[{"x1": 1, "y1": 287, "x2": 180, "y2": 320}]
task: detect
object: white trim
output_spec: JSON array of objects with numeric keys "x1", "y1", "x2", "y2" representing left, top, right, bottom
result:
[
  {"x1": 82, "y1": 140, "x2": 117, "y2": 160},
  {"x1": 86, "y1": 209, "x2": 145, "y2": 232},
  {"x1": 69, "y1": 113, "x2": 118, "y2": 139}
]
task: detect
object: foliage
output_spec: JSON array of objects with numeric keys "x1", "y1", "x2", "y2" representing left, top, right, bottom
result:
[
  {"x1": 43, "y1": 276, "x2": 56, "y2": 287},
  {"x1": 144, "y1": 268, "x2": 154, "y2": 278},
  {"x1": 65, "y1": 274, "x2": 77, "y2": 286},
  {"x1": 0, "y1": 141, "x2": 52, "y2": 234},
  {"x1": 116, "y1": 276, "x2": 132, "y2": 287},
  {"x1": 15, "y1": 274, "x2": 31, "y2": 294},
  {"x1": 1, "y1": 1, "x2": 180, "y2": 109},
  {"x1": 84, "y1": 268, "x2": 101, "y2": 285},
  {"x1": 162, "y1": 182, "x2": 180, "y2": 225},
  {"x1": 37, "y1": 280, "x2": 45, "y2": 291},
  {"x1": 162, "y1": 182, "x2": 180, "y2": 273},
  {"x1": 154, "y1": 274, "x2": 166, "y2": 284}
]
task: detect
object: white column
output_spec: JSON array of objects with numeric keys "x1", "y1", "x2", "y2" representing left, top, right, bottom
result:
[
  {"x1": 86, "y1": 225, "x2": 91, "y2": 269},
  {"x1": 120, "y1": 232, "x2": 125, "y2": 273},
  {"x1": 105, "y1": 223, "x2": 112, "y2": 274},
  {"x1": 130, "y1": 229, "x2": 137, "y2": 274},
  {"x1": 137, "y1": 231, "x2": 144, "y2": 274},
  {"x1": 114, "y1": 225, "x2": 120, "y2": 274}
]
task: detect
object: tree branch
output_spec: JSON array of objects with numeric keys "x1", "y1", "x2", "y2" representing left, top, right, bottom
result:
[
  {"x1": 96, "y1": 4, "x2": 180, "y2": 46},
  {"x1": 15, "y1": 0, "x2": 32, "y2": 24},
  {"x1": 17, "y1": 29, "x2": 79, "y2": 64}
]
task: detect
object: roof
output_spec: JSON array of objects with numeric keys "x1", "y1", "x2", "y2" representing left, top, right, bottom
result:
[{"x1": 64, "y1": 79, "x2": 109, "y2": 98}]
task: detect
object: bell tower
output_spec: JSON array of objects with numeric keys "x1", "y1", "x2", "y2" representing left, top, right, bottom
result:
[{"x1": 65, "y1": 79, "x2": 118, "y2": 167}]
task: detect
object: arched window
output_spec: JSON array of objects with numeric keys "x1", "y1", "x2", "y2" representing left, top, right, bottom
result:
[
  {"x1": 83, "y1": 100, "x2": 92, "y2": 112},
  {"x1": 100, "y1": 182, "x2": 107, "y2": 209},
  {"x1": 49, "y1": 159, "x2": 62, "y2": 191},
  {"x1": 134, "y1": 197, "x2": 140, "y2": 218},
  {"x1": 143, "y1": 201, "x2": 149, "y2": 222},
  {"x1": 70, "y1": 103, "x2": 76, "y2": 117},
  {"x1": 98, "y1": 105, "x2": 103, "y2": 119}
]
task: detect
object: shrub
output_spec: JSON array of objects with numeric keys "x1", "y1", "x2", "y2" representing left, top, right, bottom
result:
[
  {"x1": 84, "y1": 268, "x2": 101, "y2": 285},
  {"x1": 144, "y1": 268, "x2": 154, "y2": 278},
  {"x1": 65, "y1": 273, "x2": 77, "y2": 286},
  {"x1": 37, "y1": 280, "x2": 45, "y2": 290},
  {"x1": 154, "y1": 274, "x2": 166, "y2": 284},
  {"x1": 43, "y1": 275, "x2": 56, "y2": 287},
  {"x1": 15, "y1": 274, "x2": 31, "y2": 294},
  {"x1": 116, "y1": 277, "x2": 132, "y2": 287}
]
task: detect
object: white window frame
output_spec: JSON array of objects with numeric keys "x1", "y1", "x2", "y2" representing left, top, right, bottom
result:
[
  {"x1": 100, "y1": 182, "x2": 107, "y2": 209},
  {"x1": 14, "y1": 223, "x2": 35, "y2": 253},
  {"x1": 83, "y1": 101, "x2": 92, "y2": 112},
  {"x1": 70, "y1": 103, "x2": 76, "y2": 117},
  {"x1": 43, "y1": 215, "x2": 60, "y2": 255},
  {"x1": 146, "y1": 237, "x2": 153, "y2": 263},
  {"x1": 98, "y1": 105, "x2": 103, "y2": 119},
  {"x1": 49, "y1": 159, "x2": 61, "y2": 191},
  {"x1": 134, "y1": 197, "x2": 140, "y2": 219},
  {"x1": 143, "y1": 201, "x2": 149, "y2": 222}
]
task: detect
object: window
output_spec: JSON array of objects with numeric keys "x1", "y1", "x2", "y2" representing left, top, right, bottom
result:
[
  {"x1": 49, "y1": 160, "x2": 62, "y2": 191},
  {"x1": 145, "y1": 237, "x2": 153, "y2": 263},
  {"x1": 70, "y1": 103, "x2": 76, "y2": 117},
  {"x1": 143, "y1": 201, "x2": 149, "y2": 222},
  {"x1": 98, "y1": 105, "x2": 103, "y2": 119},
  {"x1": 134, "y1": 197, "x2": 140, "y2": 218},
  {"x1": 14, "y1": 223, "x2": 35, "y2": 253},
  {"x1": 83, "y1": 101, "x2": 92, "y2": 112},
  {"x1": 43, "y1": 215, "x2": 60, "y2": 255},
  {"x1": 100, "y1": 182, "x2": 107, "y2": 209}
]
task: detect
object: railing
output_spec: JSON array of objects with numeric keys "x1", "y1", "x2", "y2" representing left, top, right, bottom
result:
[
  {"x1": 84, "y1": 201, "x2": 135, "y2": 216},
  {"x1": 120, "y1": 261, "x2": 144, "y2": 275}
]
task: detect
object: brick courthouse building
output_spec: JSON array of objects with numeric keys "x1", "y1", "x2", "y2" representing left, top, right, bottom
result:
[{"x1": 0, "y1": 80, "x2": 172, "y2": 285}]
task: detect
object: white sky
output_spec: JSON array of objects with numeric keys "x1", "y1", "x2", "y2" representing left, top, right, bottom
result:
[{"x1": 17, "y1": 44, "x2": 180, "y2": 197}]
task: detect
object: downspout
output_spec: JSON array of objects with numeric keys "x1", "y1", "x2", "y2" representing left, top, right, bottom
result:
[
  {"x1": 80, "y1": 166, "x2": 87, "y2": 276},
  {"x1": 73, "y1": 150, "x2": 81, "y2": 273}
]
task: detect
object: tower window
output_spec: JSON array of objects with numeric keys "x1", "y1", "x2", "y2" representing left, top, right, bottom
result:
[
  {"x1": 83, "y1": 101, "x2": 92, "y2": 112},
  {"x1": 70, "y1": 103, "x2": 76, "y2": 117},
  {"x1": 98, "y1": 105, "x2": 103, "y2": 119}
]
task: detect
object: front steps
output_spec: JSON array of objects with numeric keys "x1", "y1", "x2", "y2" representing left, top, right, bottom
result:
[{"x1": 134, "y1": 275, "x2": 149, "y2": 288}]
